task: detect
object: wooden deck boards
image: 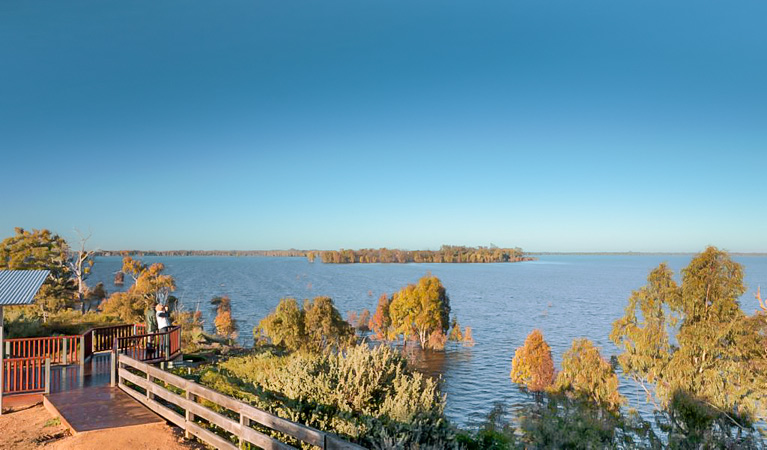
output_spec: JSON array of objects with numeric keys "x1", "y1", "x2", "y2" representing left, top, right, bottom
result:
[{"x1": 44, "y1": 385, "x2": 163, "y2": 433}]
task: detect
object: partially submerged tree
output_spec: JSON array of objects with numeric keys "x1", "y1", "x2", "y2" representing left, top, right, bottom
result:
[
  {"x1": 510, "y1": 329, "x2": 556, "y2": 392},
  {"x1": 553, "y1": 338, "x2": 625, "y2": 412},
  {"x1": 211, "y1": 296, "x2": 237, "y2": 340},
  {"x1": 388, "y1": 274, "x2": 451, "y2": 349},
  {"x1": 355, "y1": 308, "x2": 370, "y2": 332},
  {"x1": 610, "y1": 246, "x2": 767, "y2": 428},
  {"x1": 256, "y1": 296, "x2": 354, "y2": 353},
  {"x1": 369, "y1": 294, "x2": 392, "y2": 340},
  {"x1": 304, "y1": 296, "x2": 355, "y2": 352}
]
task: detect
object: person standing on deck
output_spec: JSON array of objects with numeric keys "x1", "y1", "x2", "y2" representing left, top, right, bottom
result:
[
  {"x1": 145, "y1": 304, "x2": 159, "y2": 333},
  {"x1": 156, "y1": 303, "x2": 171, "y2": 332}
]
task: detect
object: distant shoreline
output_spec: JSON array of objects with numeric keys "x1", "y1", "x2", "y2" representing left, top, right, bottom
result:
[
  {"x1": 94, "y1": 250, "x2": 767, "y2": 257},
  {"x1": 530, "y1": 252, "x2": 767, "y2": 256}
]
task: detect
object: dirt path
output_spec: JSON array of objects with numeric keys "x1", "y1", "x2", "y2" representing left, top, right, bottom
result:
[{"x1": 0, "y1": 403, "x2": 205, "y2": 450}]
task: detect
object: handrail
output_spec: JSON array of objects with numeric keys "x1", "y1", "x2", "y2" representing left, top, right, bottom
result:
[
  {"x1": 4, "y1": 323, "x2": 174, "y2": 368},
  {"x1": 115, "y1": 354, "x2": 364, "y2": 450},
  {"x1": 5, "y1": 335, "x2": 81, "y2": 365},
  {"x1": 114, "y1": 326, "x2": 182, "y2": 363},
  {"x1": 3, "y1": 357, "x2": 51, "y2": 395},
  {"x1": 89, "y1": 324, "x2": 136, "y2": 353}
]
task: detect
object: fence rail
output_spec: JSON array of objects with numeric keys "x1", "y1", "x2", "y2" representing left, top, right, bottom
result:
[
  {"x1": 115, "y1": 354, "x2": 364, "y2": 450},
  {"x1": 2, "y1": 357, "x2": 51, "y2": 394}
]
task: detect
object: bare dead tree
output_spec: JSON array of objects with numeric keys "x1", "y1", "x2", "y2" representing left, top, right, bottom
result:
[{"x1": 68, "y1": 229, "x2": 96, "y2": 313}]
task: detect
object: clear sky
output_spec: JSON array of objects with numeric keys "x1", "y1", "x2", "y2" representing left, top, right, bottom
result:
[{"x1": 1, "y1": 0, "x2": 765, "y2": 252}]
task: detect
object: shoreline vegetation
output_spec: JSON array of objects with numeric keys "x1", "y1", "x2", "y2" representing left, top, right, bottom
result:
[
  {"x1": 3, "y1": 228, "x2": 766, "y2": 448},
  {"x1": 96, "y1": 249, "x2": 767, "y2": 258}
]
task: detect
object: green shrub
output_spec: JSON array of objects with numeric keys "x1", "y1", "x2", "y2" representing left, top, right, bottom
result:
[{"x1": 195, "y1": 344, "x2": 455, "y2": 448}]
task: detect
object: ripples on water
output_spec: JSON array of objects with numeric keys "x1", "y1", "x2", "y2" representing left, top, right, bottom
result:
[{"x1": 88, "y1": 255, "x2": 767, "y2": 426}]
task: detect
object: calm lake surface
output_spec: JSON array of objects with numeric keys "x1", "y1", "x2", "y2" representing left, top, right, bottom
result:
[{"x1": 88, "y1": 255, "x2": 767, "y2": 426}]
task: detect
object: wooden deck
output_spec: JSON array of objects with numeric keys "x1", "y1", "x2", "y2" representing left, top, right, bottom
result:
[{"x1": 44, "y1": 385, "x2": 164, "y2": 434}]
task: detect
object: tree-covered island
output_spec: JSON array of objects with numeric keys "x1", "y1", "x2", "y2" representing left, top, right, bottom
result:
[{"x1": 309, "y1": 245, "x2": 534, "y2": 264}]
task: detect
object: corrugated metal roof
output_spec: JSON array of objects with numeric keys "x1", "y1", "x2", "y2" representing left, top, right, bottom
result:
[{"x1": 0, "y1": 270, "x2": 51, "y2": 306}]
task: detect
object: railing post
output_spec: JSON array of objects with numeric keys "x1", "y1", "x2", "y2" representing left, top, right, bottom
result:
[
  {"x1": 79, "y1": 335, "x2": 85, "y2": 367},
  {"x1": 44, "y1": 358, "x2": 51, "y2": 395},
  {"x1": 110, "y1": 348, "x2": 117, "y2": 387},
  {"x1": 239, "y1": 414, "x2": 250, "y2": 449},
  {"x1": 146, "y1": 370, "x2": 153, "y2": 401},
  {"x1": 164, "y1": 332, "x2": 171, "y2": 362},
  {"x1": 62, "y1": 339, "x2": 68, "y2": 365},
  {"x1": 185, "y1": 389, "x2": 194, "y2": 440}
]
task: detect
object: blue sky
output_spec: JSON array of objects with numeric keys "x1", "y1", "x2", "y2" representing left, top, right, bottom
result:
[{"x1": 1, "y1": 0, "x2": 765, "y2": 252}]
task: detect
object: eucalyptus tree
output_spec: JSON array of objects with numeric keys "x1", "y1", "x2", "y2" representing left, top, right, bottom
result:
[{"x1": 610, "y1": 247, "x2": 767, "y2": 434}]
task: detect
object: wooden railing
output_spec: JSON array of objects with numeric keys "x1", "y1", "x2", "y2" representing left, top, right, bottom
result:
[
  {"x1": 83, "y1": 328, "x2": 94, "y2": 361},
  {"x1": 5, "y1": 335, "x2": 82, "y2": 365},
  {"x1": 3, "y1": 357, "x2": 51, "y2": 394},
  {"x1": 115, "y1": 354, "x2": 365, "y2": 450},
  {"x1": 115, "y1": 326, "x2": 182, "y2": 363},
  {"x1": 90, "y1": 324, "x2": 137, "y2": 353}
]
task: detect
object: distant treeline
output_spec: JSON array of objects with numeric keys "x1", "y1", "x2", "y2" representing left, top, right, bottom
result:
[
  {"x1": 309, "y1": 245, "x2": 534, "y2": 264},
  {"x1": 96, "y1": 250, "x2": 307, "y2": 257}
]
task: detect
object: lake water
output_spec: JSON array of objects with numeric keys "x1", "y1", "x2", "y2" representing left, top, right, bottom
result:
[{"x1": 87, "y1": 254, "x2": 767, "y2": 426}]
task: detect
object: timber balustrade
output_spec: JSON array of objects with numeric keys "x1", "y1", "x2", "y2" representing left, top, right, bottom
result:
[
  {"x1": 4, "y1": 323, "x2": 180, "y2": 372},
  {"x1": 114, "y1": 354, "x2": 365, "y2": 450},
  {"x1": 114, "y1": 326, "x2": 182, "y2": 363},
  {"x1": 5, "y1": 335, "x2": 81, "y2": 364},
  {"x1": 89, "y1": 324, "x2": 138, "y2": 353},
  {"x1": 2, "y1": 356, "x2": 51, "y2": 394}
]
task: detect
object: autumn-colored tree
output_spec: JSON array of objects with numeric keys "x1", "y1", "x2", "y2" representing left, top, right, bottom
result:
[
  {"x1": 369, "y1": 294, "x2": 392, "y2": 340},
  {"x1": 120, "y1": 255, "x2": 146, "y2": 283},
  {"x1": 448, "y1": 318, "x2": 464, "y2": 341},
  {"x1": 0, "y1": 228, "x2": 75, "y2": 321},
  {"x1": 356, "y1": 308, "x2": 370, "y2": 332},
  {"x1": 388, "y1": 274, "x2": 451, "y2": 349},
  {"x1": 211, "y1": 296, "x2": 237, "y2": 339},
  {"x1": 346, "y1": 310, "x2": 358, "y2": 327},
  {"x1": 101, "y1": 257, "x2": 176, "y2": 323},
  {"x1": 610, "y1": 247, "x2": 767, "y2": 425},
  {"x1": 510, "y1": 329, "x2": 556, "y2": 392},
  {"x1": 463, "y1": 326, "x2": 475, "y2": 346},
  {"x1": 553, "y1": 338, "x2": 625, "y2": 412}
]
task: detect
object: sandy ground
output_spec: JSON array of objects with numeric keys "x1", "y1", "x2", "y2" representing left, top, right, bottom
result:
[{"x1": 0, "y1": 403, "x2": 206, "y2": 450}]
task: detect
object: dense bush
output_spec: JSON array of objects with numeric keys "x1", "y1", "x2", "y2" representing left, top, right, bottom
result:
[{"x1": 195, "y1": 344, "x2": 455, "y2": 448}]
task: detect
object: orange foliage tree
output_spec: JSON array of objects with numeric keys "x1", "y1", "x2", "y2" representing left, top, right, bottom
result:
[
  {"x1": 510, "y1": 329, "x2": 556, "y2": 392},
  {"x1": 369, "y1": 294, "x2": 392, "y2": 340},
  {"x1": 212, "y1": 296, "x2": 237, "y2": 340}
]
